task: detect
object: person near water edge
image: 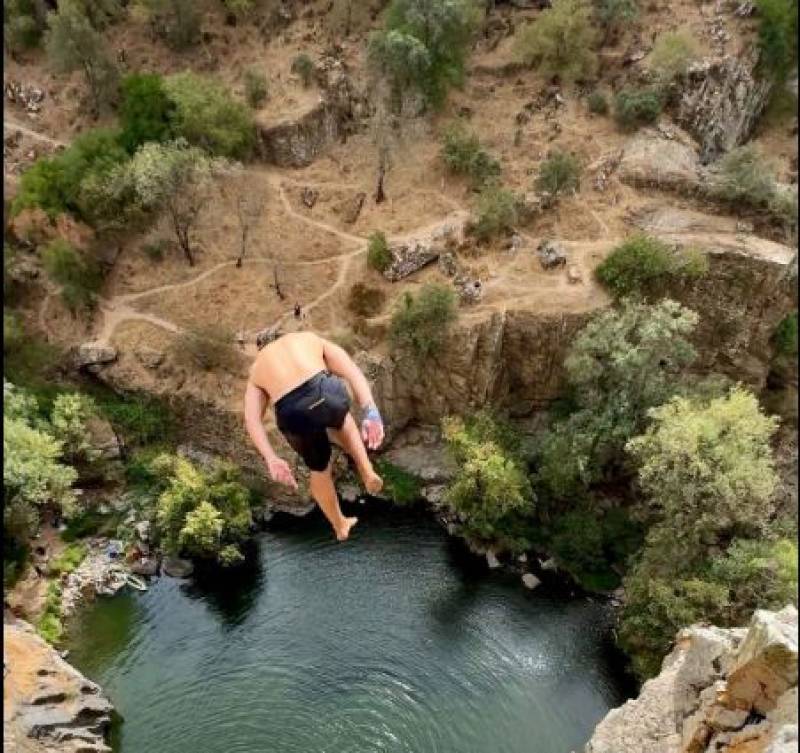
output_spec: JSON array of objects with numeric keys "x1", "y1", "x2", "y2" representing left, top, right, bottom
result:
[{"x1": 244, "y1": 331, "x2": 385, "y2": 541}]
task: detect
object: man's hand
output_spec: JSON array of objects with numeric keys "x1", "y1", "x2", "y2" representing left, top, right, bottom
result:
[
  {"x1": 266, "y1": 455, "x2": 298, "y2": 489},
  {"x1": 361, "y1": 405, "x2": 384, "y2": 450}
]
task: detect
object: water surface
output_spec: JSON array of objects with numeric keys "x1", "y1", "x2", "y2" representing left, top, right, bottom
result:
[{"x1": 68, "y1": 504, "x2": 631, "y2": 753}]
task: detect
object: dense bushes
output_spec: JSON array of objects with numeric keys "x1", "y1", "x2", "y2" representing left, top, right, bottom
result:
[
  {"x1": 367, "y1": 231, "x2": 392, "y2": 272},
  {"x1": 137, "y1": 0, "x2": 201, "y2": 50},
  {"x1": 4, "y1": 0, "x2": 47, "y2": 55},
  {"x1": 755, "y1": 0, "x2": 798, "y2": 81},
  {"x1": 41, "y1": 239, "x2": 103, "y2": 313},
  {"x1": 150, "y1": 453, "x2": 253, "y2": 566},
  {"x1": 119, "y1": 73, "x2": 175, "y2": 153},
  {"x1": 647, "y1": 30, "x2": 700, "y2": 80},
  {"x1": 774, "y1": 311, "x2": 798, "y2": 355},
  {"x1": 535, "y1": 151, "x2": 582, "y2": 196},
  {"x1": 595, "y1": 234, "x2": 708, "y2": 299},
  {"x1": 469, "y1": 185, "x2": 519, "y2": 242},
  {"x1": 613, "y1": 87, "x2": 663, "y2": 130},
  {"x1": 440, "y1": 124, "x2": 501, "y2": 190},
  {"x1": 596, "y1": 0, "x2": 638, "y2": 42},
  {"x1": 514, "y1": 0, "x2": 598, "y2": 82},
  {"x1": 586, "y1": 91, "x2": 609, "y2": 115},
  {"x1": 442, "y1": 411, "x2": 532, "y2": 543},
  {"x1": 368, "y1": 0, "x2": 480, "y2": 109},
  {"x1": 389, "y1": 283, "x2": 457, "y2": 357}
]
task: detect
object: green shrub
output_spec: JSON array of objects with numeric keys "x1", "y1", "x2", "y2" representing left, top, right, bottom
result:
[
  {"x1": 709, "y1": 145, "x2": 780, "y2": 209},
  {"x1": 347, "y1": 282, "x2": 386, "y2": 317},
  {"x1": 470, "y1": 185, "x2": 519, "y2": 242},
  {"x1": 647, "y1": 30, "x2": 700, "y2": 80},
  {"x1": 152, "y1": 453, "x2": 253, "y2": 565},
  {"x1": 48, "y1": 542, "x2": 87, "y2": 576},
  {"x1": 50, "y1": 392, "x2": 100, "y2": 464},
  {"x1": 535, "y1": 151, "x2": 582, "y2": 196},
  {"x1": 142, "y1": 238, "x2": 168, "y2": 261},
  {"x1": 119, "y1": 72, "x2": 175, "y2": 153},
  {"x1": 164, "y1": 72, "x2": 255, "y2": 159},
  {"x1": 4, "y1": 0, "x2": 47, "y2": 54},
  {"x1": 514, "y1": 0, "x2": 598, "y2": 82},
  {"x1": 137, "y1": 0, "x2": 201, "y2": 50},
  {"x1": 291, "y1": 53, "x2": 315, "y2": 87},
  {"x1": 367, "y1": 0, "x2": 480, "y2": 109},
  {"x1": 367, "y1": 231, "x2": 392, "y2": 272},
  {"x1": 596, "y1": 0, "x2": 638, "y2": 39},
  {"x1": 442, "y1": 412, "x2": 533, "y2": 541},
  {"x1": 374, "y1": 460, "x2": 422, "y2": 504},
  {"x1": 243, "y1": 67, "x2": 268, "y2": 108},
  {"x1": 12, "y1": 128, "x2": 128, "y2": 221},
  {"x1": 41, "y1": 239, "x2": 102, "y2": 313},
  {"x1": 756, "y1": 0, "x2": 798, "y2": 81},
  {"x1": 774, "y1": 312, "x2": 798, "y2": 356},
  {"x1": 440, "y1": 124, "x2": 501, "y2": 189},
  {"x1": 172, "y1": 326, "x2": 236, "y2": 372},
  {"x1": 389, "y1": 283, "x2": 457, "y2": 358},
  {"x1": 96, "y1": 392, "x2": 175, "y2": 446},
  {"x1": 4, "y1": 310, "x2": 24, "y2": 355},
  {"x1": 586, "y1": 90, "x2": 609, "y2": 114},
  {"x1": 596, "y1": 234, "x2": 708, "y2": 299},
  {"x1": 37, "y1": 582, "x2": 64, "y2": 644},
  {"x1": 613, "y1": 87, "x2": 663, "y2": 130}
]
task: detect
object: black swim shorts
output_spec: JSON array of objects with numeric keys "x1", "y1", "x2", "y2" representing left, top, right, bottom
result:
[{"x1": 274, "y1": 370, "x2": 350, "y2": 472}]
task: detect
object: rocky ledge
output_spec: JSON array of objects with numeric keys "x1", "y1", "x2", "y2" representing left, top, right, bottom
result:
[
  {"x1": 3, "y1": 618, "x2": 115, "y2": 753},
  {"x1": 586, "y1": 605, "x2": 798, "y2": 753}
]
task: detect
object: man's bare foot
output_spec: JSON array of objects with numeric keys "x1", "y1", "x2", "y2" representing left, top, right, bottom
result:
[
  {"x1": 336, "y1": 516, "x2": 359, "y2": 541},
  {"x1": 362, "y1": 470, "x2": 383, "y2": 496}
]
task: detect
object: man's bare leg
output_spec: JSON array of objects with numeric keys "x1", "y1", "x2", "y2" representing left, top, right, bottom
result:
[
  {"x1": 309, "y1": 465, "x2": 358, "y2": 541},
  {"x1": 329, "y1": 413, "x2": 383, "y2": 495}
]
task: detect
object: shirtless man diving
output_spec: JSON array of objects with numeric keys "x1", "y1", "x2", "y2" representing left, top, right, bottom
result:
[{"x1": 244, "y1": 331, "x2": 385, "y2": 541}]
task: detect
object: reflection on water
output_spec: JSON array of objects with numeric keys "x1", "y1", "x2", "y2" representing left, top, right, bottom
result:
[{"x1": 68, "y1": 503, "x2": 632, "y2": 753}]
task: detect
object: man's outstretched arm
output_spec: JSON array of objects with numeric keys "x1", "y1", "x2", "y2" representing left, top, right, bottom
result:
[
  {"x1": 243, "y1": 381, "x2": 298, "y2": 489},
  {"x1": 321, "y1": 338, "x2": 384, "y2": 450}
]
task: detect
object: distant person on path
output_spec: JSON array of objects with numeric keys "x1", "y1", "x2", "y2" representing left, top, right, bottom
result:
[
  {"x1": 244, "y1": 331, "x2": 384, "y2": 541},
  {"x1": 294, "y1": 303, "x2": 302, "y2": 320}
]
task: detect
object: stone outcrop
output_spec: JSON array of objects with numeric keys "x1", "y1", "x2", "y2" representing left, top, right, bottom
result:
[
  {"x1": 255, "y1": 57, "x2": 363, "y2": 168},
  {"x1": 75, "y1": 343, "x2": 118, "y2": 371},
  {"x1": 4, "y1": 618, "x2": 115, "y2": 753},
  {"x1": 586, "y1": 606, "x2": 798, "y2": 753},
  {"x1": 677, "y1": 50, "x2": 773, "y2": 163},
  {"x1": 618, "y1": 130, "x2": 704, "y2": 194}
]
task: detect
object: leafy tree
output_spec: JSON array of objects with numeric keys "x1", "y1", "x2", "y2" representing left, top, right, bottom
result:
[
  {"x1": 119, "y1": 73, "x2": 175, "y2": 153},
  {"x1": 4, "y1": 0, "x2": 47, "y2": 55},
  {"x1": 50, "y1": 393, "x2": 100, "y2": 465},
  {"x1": 469, "y1": 185, "x2": 519, "y2": 242},
  {"x1": 535, "y1": 150, "x2": 582, "y2": 196},
  {"x1": 164, "y1": 72, "x2": 255, "y2": 159},
  {"x1": 152, "y1": 453, "x2": 253, "y2": 565},
  {"x1": 647, "y1": 30, "x2": 700, "y2": 80},
  {"x1": 12, "y1": 128, "x2": 128, "y2": 222},
  {"x1": 514, "y1": 0, "x2": 599, "y2": 82},
  {"x1": 596, "y1": 234, "x2": 708, "y2": 299},
  {"x1": 442, "y1": 412, "x2": 533, "y2": 541},
  {"x1": 368, "y1": 0, "x2": 480, "y2": 110},
  {"x1": 441, "y1": 123, "x2": 501, "y2": 189},
  {"x1": 243, "y1": 67, "x2": 268, "y2": 108},
  {"x1": 756, "y1": 0, "x2": 798, "y2": 81},
  {"x1": 137, "y1": 0, "x2": 201, "y2": 50},
  {"x1": 102, "y1": 140, "x2": 230, "y2": 264},
  {"x1": 626, "y1": 387, "x2": 779, "y2": 560},
  {"x1": 41, "y1": 239, "x2": 103, "y2": 313},
  {"x1": 367, "y1": 230, "x2": 392, "y2": 272},
  {"x1": 536, "y1": 299, "x2": 699, "y2": 496},
  {"x1": 389, "y1": 283, "x2": 457, "y2": 358},
  {"x1": 613, "y1": 86, "x2": 663, "y2": 130},
  {"x1": 45, "y1": 0, "x2": 119, "y2": 115},
  {"x1": 4, "y1": 382, "x2": 78, "y2": 545}
]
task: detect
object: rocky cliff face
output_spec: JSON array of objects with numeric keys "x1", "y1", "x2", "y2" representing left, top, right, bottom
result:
[
  {"x1": 586, "y1": 606, "x2": 798, "y2": 753},
  {"x1": 3, "y1": 618, "x2": 115, "y2": 753}
]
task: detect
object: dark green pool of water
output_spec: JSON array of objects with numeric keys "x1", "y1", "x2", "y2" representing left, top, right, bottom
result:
[{"x1": 67, "y1": 504, "x2": 632, "y2": 753}]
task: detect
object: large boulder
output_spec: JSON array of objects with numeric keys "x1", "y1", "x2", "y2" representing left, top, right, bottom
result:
[
  {"x1": 677, "y1": 50, "x2": 773, "y2": 163},
  {"x1": 618, "y1": 131, "x2": 704, "y2": 193},
  {"x1": 382, "y1": 240, "x2": 440, "y2": 282},
  {"x1": 75, "y1": 343, "x2": 117, "y2": 370}
]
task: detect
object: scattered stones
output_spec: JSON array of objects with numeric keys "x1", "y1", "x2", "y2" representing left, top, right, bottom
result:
[
  {"x1": 75, "y1": 343, "x2": 118, "y2": 370},
  {"x1": 521, "y1": 573, "x2": 541, "y2": 590},
  {"x1": 162, "y1": 556, "x2": 194, "y2": 579},
  {"x1": 458, "y1": 279, "x2": 483, "y2": 305},
  {"x1": 301, "y1": 186, "x2": 318, "y2": 208},
  {"x1": 567, "y1": 265, "x2": 583, "y2": 284},
  {"x1": 536, "y1": 239, "x2": 567, "y2": 270},
  {"x1": 4, "y1": 80, "x2": 46, "y2": 113}
]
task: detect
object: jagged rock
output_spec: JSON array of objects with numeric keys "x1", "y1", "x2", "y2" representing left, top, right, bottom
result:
[
  {"x1": 129, "y1": 557, "x2": 158, "y2": 577},
  {"x1": 536, "y1": 240, "x2": 567, "y2": 269},
  {"x1": 134, "y1": 521, "x2": 151, "y2": 542},
  {"x1": 382, "y1": 241, "x2": 440, "y2": 282},
  {"x1": 521, "y1": 573, "x2": 541, "y2": 590},
  {"x1": 618, "y1": 131, "x2": 704, "y2": 193},
  {"x1": 162, "y1": 557, "x2": 194, "y2": 579},
  {"x1": 677, "y1": 50, "x2": 773, "y2": 163},
  {"x1": 5, "y1": 80, "x2": 45, "y2": 113},
  {"x1": 438, "y1": 251, "x2": 460, "y2": 277},
  {"x1": 76, "y1": 344, "x2": 117, "y2": 370},
  {"x1": 85, "y1": 416, "x2": 121, "y2": 461},
  {"x1": 727, "y1": 606, "x2": 798, "y2": 715},
  {"x1": 301, "y1": 187, "x2": 318, "y2": 208},
  {"x1": 458, "y1": 279, "x2": 484, "y2": 305}
]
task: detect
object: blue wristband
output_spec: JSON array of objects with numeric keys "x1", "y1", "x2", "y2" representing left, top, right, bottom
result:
[{"x1": 363, "y1": 405, "x2": 382, "y2": 425}]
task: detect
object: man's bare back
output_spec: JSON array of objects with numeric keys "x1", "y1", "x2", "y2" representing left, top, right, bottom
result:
[{"x1": 243, "y1": 331, "x2": 385, "y2": 541}]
